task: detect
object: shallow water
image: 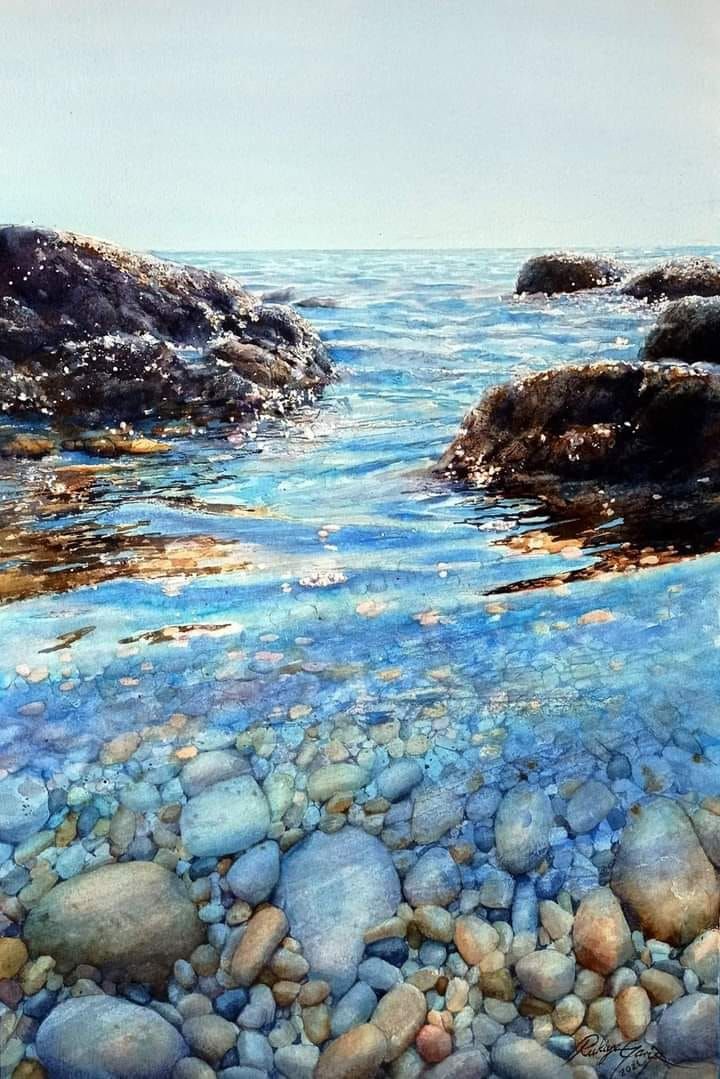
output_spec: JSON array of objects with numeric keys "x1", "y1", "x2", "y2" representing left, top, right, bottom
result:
[{"x1": 2, "y1": 246, "x2": 720, "y2": 775}]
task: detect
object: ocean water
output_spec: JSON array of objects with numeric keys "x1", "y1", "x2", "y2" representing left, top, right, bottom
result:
[{"x1": 2, "y1": 246, "x2": 720, "y2": 777}]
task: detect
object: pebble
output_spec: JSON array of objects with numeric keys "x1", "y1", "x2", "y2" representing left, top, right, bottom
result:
[
  {"x1": 403, "y1": 847, "x2": 461, "y2": 906},
  {"x1": 274, "y1": 1043, "x2": 320, "y2": 1079},
  {"x1": 36, "y1": 996, "x2": 188, "y2": 1078},
  {"x1": 491, "y1": 1032, "x2": 572, "y2": 1078},
  {"x1": 413, "y1": 905, "x2": 454, "y2": 943},
  {"x1": 565, "y1": 778, "x2": 616, "y2": 834},
  {"x1": 426, "y1": 1048, "x2": 490, "y2": 1078},
  {"x1": 226, "y1": 840, "x2": 280, "y2": 905},
  {"x1": 572, "y1": 886, "x2": 633, "y2": 974},
  {"x1": 315, "y1": 1023, "x2": 388, "y2": 1079},
  {"x1": 411, "y1": 787, "x2": 464, "y2": 844},
  {"x1": 0, "y1": 937, "x2": 27, "y2": 979},
  {"x1": 330, "y1": 982, "x2": 378, "y2": 1037},
  {"x1": 372, "y1": 982, "x2": 427, "y2": 1060},
  {"x1": 307, "y1": 764, "x2": 368, "y2": 803},
  {"x1": 681, "y1": 928, "x2": 719, "y2": 986},
  {"x1": 24, "y1": 861, "x2": 204, "y2": 983},
  {"x1": 357, "y1": 955, "x2": 403, "y2": 990},
  {"x1": 416, "y1": 1024, "x2": 452, "y2": 1064},
  {"x1": 515, "y1": 950, "x2": 575, "y2": 1002},
  {"x1": 614, "y1": 985, "x2": 651, "y2": 1040},
  {"x1": 494, "y1": 783, "x2": 552, "y2": 875},
  {"x1": 231, "y1": 906, "x2": 288, "y2": 986},
  {"x1": 611, "y1": 798, "x2": 720, "y2": 945},
  {"x1": 478, "y1": 869, "x2": 514, "y2": 908},
  {"x1": 275, "y1": 828, "x2": 400, "y2": 995},
  {"x1": 235, "y1": 1030, "x2": 274, "y2": 1072},
  {"x1": 454, "y1": 916, "x2": 499, "y2": 964},
  {"x1": 0, "y1": 771, "x2": 49, "y2": 843},
  {"x1": 182, "y1": 1015, "x2": 238, "y2": 1062},
  {"x1": 181, "y1": 776, "x2": 271, "y2": 858},
  {"x1": 377, "y1": 760, "x2": 423, "y2": 802}
]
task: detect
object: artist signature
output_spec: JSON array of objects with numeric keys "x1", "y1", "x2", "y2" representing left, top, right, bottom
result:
[{"x1": 568, "y1": 1033, "x2": 677, "y2": 1077}]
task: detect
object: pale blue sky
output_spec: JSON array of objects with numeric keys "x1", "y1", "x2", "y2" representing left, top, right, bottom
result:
[{"x1": 3, "y1": 0, "x2": 718, "y2": 249}]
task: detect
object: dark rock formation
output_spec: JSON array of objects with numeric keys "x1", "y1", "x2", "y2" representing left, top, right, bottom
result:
[
  {"x1": 641, "y1": 296, "x2": 720, "y2": 363},
  {"x1": 0, "y1": 226, "x2": 331, "y2": 426},
  {"x1": 622, "y1": 256, "x2": 720, "y2": 302},
  {"x1": 439, "y1": 361, "x2": 720, "y2": 487},
  {"x1": 516, "y1": 253, "x2": 626, "y2": 296}
]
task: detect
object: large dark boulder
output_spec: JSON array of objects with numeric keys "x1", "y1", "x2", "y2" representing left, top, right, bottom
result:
[
  {"x1": 516, "y1": 252, "x2": 626, "y2": 296},
  {"x1": 0, "y1": 226, "x2": 331, "y2": 425},
  {"x1": 438, "y1": 361, "x2": 720, "y2": 488},
  {"x1": 641, "y1": 296, "x2": 720, "y2": 363},
  {"x1": 622, "y1": 256, "x2": 720, "y2": 302}
]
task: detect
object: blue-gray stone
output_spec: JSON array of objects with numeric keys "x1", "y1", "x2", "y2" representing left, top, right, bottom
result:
[
  {"x1": 511, "y1": 878, "x2": 538, "y2": 935},
  {"x1": 0, "y1": 771, "x2": 49, "y2": 843},
  {"x1": 565, "y1": 779, "x2": 616, "y2": 835},
  {"x1": 474, "y1": 824, "x2": 495, "y2": 852},
  {"x1": 465, "y1": 786, "x2": 502, "y2": 823},
  {"x1": 237, "y1": 984, "x2": 275, "y2": 1030},
  {"x1": 215, "y1": 989, "x2": 249, "y2": 1021},
  {"x1": 425, "y1": 1048, "x2": 490, "y2": 1078},
  {"x1": 419, "y1": 941, "x2": 447, "y2": 967},
  {"x1": 181, "y1": 776, "x2": 270, "y2": 858},
  {"x1": 403, "y1": 847, "x2": 461, "y2": 906},
  {"x1": 23, "y1": 989, "x2": 57, "y2": 1021},
  {"x1": 657, "y1": 992, "x2": 719, "y2": 1063},
  {"x1": 377, "y1": 760, "x2": 423, "y2": 802},
  {"x1": 36, "y1": 996, "x2": 188, "y2": 1079},
  {"x1": 535, "y1": 868, "x2": 564, "y2": 900},
  {"x1": 606, "y1": 753, "x2": 632, "y2": 781},
  {"x1": 495, "y1": 783, "x2": 552, "y2": 875},
  {"x1": 274, "y1": 828, "x2": 400, "y2": 996},
  {"x1": 357, "y1": 956, "x2": 402, "y2": 991},
  {"x1": 330, "y1": 982, "x2": 377, "y2": 1037},
  {"x1": 365, "y1": 937, "x2": 408, "y2": 967},
  {"x1": 235, "y1": 1030, "x2": 273, "y2": 1072},
  {"x1": 477, "y1": 867, "x2": 515, "y2": 908},
  {"x1": 226, "y1": 841, "x2": 280, "y2": 906}
]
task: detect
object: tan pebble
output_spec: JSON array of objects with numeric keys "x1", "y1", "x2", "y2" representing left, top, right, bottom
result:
[
  {"x1": 231, "y1": 906, "x2": 288, "y2": 986},
  {"x1": 578, "y1": 608, "x2": 615, "y2": 625},
  {"x1": 481, "y1": 969, "x2": 515, "y2": 1001},
  {"x1": 413, "y1": 906, "x2": 454, "y2": 943},
  {"x1": 0, "y1": 939, "x2": 27, "y2": 980},
  {"x1": 175, "y1": 745, "x2": 198, "y2": 760},
  {"x1": 225, "y1": 899, "x2": 252, "y2": 926},
  {"x1": 326, "y1": 792, "x2": 353, "y2": 814},
  {"x1": 454, "y1": 915, "x2": 499, "y2": 965},
  {"x1": 12, "y1": 1062, "x2": 46, "y2": 1079},
  {"x1": 615, "y1": 985, "x2": 651, "y2": 1040},
  {"x1": 303, "y1": 1003, "x2": 331, "y2": 1045},
  {"x1": 364, "y1": 917, "x2": 407, "y2": 943},
  {"x1": 445, "y1": 977, "x2": 469, "y2": 1013},
  {"x1": 573, "y1": 887, "x2": 633, "y2": 975},
  {"x1": 532, "y1": 1014, "x2": 553, "y2": 1042},
  {"x1": 371, "y1": 982, "x2": 426, "y2": 1061},
  {"x1": 21, "y1": 955, "x2": 55, "y2": 995},
  {"x1": 586, "y1": 996, "x2": 616, "y2": 1035},
  {"x1": 407, "y1": 967, "x2": 442, "y2": 992},
  {"x1": 271, "y1": 947, "x2": 310, "y2": 981},
  {"x1": 574, "y1": 968, "x2": 606, "y2": 1002},
  {"x1": 639, "y1": 968, "x2": 684, "y2": 1004},
  {"x1": 539, "y1": 899, "x2": 574, "y2": 940},
  {"x1": 273, "y1": 980, "x2": 301, "y2": 1006},
  {"x1": 99, "y1": 731, "x2": 141, "y2": 764},
  {"x1": 552, "y1": 993, "x2": 586, "y2": 1034},
  {"x1": 298, "y1": 979, "x2": 331, "y2": 1006},
  {"x1": 315, "y1": 1023, "x2": 387, "y2": 1079}
]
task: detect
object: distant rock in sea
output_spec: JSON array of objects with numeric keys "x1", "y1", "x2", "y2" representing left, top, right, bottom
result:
[
  {"x1": 515, "y1": 252, "x2": 626, "y2": 295},
  {"x1": 622, "y1": 256, "x2": 720, "y2": 302},
  {"x1": 0, "y1": 225, "x2": 332, "y2": 428},
  {"x1": 641, "y1": 295, "x2": 720, "y2": 363}
]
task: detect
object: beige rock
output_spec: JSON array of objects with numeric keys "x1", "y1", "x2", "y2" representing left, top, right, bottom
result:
[
  {"x1": 298, "y1": 979, "x2": 331, "y2": 1006},
  {"x1": 0, "y1": 938, "x2": 27, "y2": 979},
  {"x1": 100, "y1": 731, "x2": 141, "y2": 765},
  {"x1": 303, "y1": 1003, "x2": 331, "y2": 1045},
  {"x1": 611, "y1": 799, "x2": 720, "y2": 946},
  {"x1": 445, "y1": 978, "x2": 469, "y2": 1013},
  {"x1": 681, "y1": 929, "x2": 719, "y2": 986},
  {"x1": 454, "y1": 916, "x2": 499, "y2": 965},
  {"x1": 307, "y1": 765, "x2": 368, "y2": 803},
  {"x1": 413, "y1": 906, "x2": 454, "y2": 943},
  {"x1": 615, "y1": 985, "x2": 651, "y2": 1040},
  {"x1": 586, "y1": 997, "x2": 616, "y2": 1035},
  {"x1": 639, "y1": 968, "x2": 684, "y2": 1005},
  {"x1": 231, "y1": 906, "x2": 288, "y2": 986},
  {"x1": 552, "y1": 993, "x2": 585, "y2": 1034},
  {"x1": 315, "y1": 1023, "x2": 388, "y2": 1079},
  {"x1": 372, "y1": 982, "x2": 427, "y2": 1061},
  {"x1": 539, "y1": 900, "x2": 573, "y2": 940},
  {"x1": 574, "y1": 968, "x2": 605, "y2": 1002},
  {"x1": 23, "y1": 862, "x2": 203, "y2": 983},
  {"x1": 573, "y1": 887, "x2": 633, "y2": 975}
]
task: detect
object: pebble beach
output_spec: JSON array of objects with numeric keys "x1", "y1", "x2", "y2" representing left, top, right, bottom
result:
[{"x1": 0, "y1": 248, "x2": 718, "y2": 1078}]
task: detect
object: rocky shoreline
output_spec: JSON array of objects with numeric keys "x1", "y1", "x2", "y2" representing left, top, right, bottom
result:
[{"x1": 0, "y1": 684, "x2": 718, "y2": 1078}]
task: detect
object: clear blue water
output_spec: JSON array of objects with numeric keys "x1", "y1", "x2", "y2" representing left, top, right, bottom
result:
[{"x1": 2, "y1": 247, "x2": 720, "y2": 775}]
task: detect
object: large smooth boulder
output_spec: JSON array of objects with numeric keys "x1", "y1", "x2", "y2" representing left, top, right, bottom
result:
[
  {"x1": 657, "y1": 993, "x2": 719, "y2": 1064},
  {"x1": 24, "y1": 861, "x2": 204, "y2": 982},
  {"x1": 180, "y1": 775, "x2": 270, "y2": 858},
  {"x1": 622, "y1": 256, "x2": 720, "y2": 302},
  {"x1": 611, "y1": 798, "x2": 720, "y2": 946},
  {"x1": 641, "y1": 296, "x2": 720, "y2": 363},
  {"x1": 439, "y1": 361, "x2": 720, "y2": 489},
  {"x1": 0, "y1": 226, "x2": 331, "y2": 425},
  {"x1": 494, "y1": 782, "x2": 552, "y2": 875},
  {"x1": 36, "y1": 996, "x2": 188, "y2": 1078},
  {"x1": 274, "y1": 828, "x2": 401, "y2": 996},
  {"x1": 0, "y1": 770, "x2": 49, "y2": 843},
  {"x1": 516, "y1": 253, "x2": 625, "y2": 295}
]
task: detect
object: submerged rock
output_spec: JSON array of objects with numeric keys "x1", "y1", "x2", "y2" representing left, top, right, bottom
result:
[
  {"x1": 516, "y1": 252, "x2": 625, "y2": 295},
  {"x1": 274, "y1": 828, "x2": 401, "y2": 996},
  {"x1": 611, "y1": 798, "x2": 720, "y2": 946},
  {"x1": 36, "y1": 995, "x2": 188, "y2": 1078},
  {"x1": 641, "y1": 296, "x2": 720, "y2": 363},
  {"x1": 439, "y1": 361, "x2": 720, "y2": 490},
  {"x1": 0, "y1": 770, "x2": 49, "y2": 843},
  {"x1": 622, "y1": 256, "x2": 720, "y2": 302},
  {"x1": 180, "y1": 775, "x2": 270, "y2": 858},
  {"x1": 24, "y1": 861, "x2": 204, "y2": 982},
  {"x1": 0, "y1": 225, "x2": 331, "y2": 426},
  {"x1": 494, "y1": 782, "x2": 552, "y2": 875}
]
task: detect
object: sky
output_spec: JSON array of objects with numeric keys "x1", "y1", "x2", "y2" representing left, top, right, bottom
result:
[{"x1": 2, "y1": 0, "x2": 719, "y2": 250}]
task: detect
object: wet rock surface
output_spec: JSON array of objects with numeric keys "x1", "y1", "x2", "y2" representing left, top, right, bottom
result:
[
  {"x1": 515, "y1": 252, "x2": 626, "y2": 295},
  {"x1": 640, "y1": 295, "x2": 720, "y2": 363},
  {"x1": 622, "y1": 256, "x2": 720, "y2": 302},
  {"x1": 0, "y1": 226, "x2": 331, "y2": 427}
]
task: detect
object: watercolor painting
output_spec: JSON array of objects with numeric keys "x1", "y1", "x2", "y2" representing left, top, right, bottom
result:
[{"x1": 1, "y1": 2, "x2": 718, "y2": 1077}]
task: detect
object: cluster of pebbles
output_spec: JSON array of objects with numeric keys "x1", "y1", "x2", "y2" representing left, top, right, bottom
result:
[{"x1": 0, "y1": 666, "x2": 718, "y2": 1079}]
